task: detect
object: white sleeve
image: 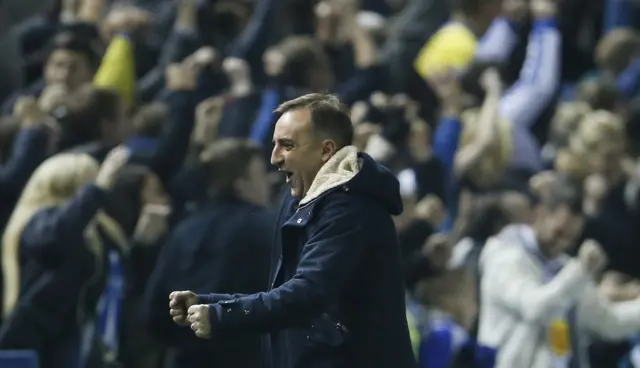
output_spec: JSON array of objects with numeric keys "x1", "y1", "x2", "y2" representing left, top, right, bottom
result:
[
  {"x1": 579, "y1": 288, "x2": 640, "y2": 340},
  {"x1": 475, "y1": 17, "x2": 519, "y2": 63},
  {"x1": 482, "y1": 243, "x2": 591, "y2": 323},
  {"x1": 499, "y1": 19, "x2": 561, "y2": 128}
]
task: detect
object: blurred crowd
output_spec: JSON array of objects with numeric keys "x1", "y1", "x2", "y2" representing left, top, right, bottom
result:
[{"x1": 2, "y1": 0, "x2": 640, "y2": 367}]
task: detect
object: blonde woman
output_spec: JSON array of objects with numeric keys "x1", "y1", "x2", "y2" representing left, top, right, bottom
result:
[{"x1": 0, "y1": 147, "x2": 129, "y2": 368}]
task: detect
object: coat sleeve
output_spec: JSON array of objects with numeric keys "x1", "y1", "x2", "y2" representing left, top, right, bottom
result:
[
  {"x1": 0, "y1": 127, "x2": 49, "y2": 196},
  {"x1": 20, "y1": 184, "x2": 106, "y2": 260},
  {"x1": 579, "y1": 286, "x2": 640, "y2": 340},
  {"x1": 482, "y1": 243, "x2": 591, "y2": 324},
  {"x1": 499, "y1": 19, "x2": 561, "y2": 129},
  {"x1": 206, "y1": 195, "x2": 367, "y2": 335}
]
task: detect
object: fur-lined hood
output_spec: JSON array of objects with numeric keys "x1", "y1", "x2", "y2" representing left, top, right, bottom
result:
[{"x1": 299, "y1": 145, "x2": 402, "y2": 215}]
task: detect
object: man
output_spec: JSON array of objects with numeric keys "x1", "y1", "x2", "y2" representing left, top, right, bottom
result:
[
  {"x1": 1, "y1": 31, "x2": 102, "y2": 115},
  {"x1": 169, "y1": 93, "x2": 417, "y2": 367},
  {"x1": 477, "y1": 179, "x2": 640, "y2": 367},
  {"x1": 146, "y1": 139, "x2": 274, "y2": 368}
]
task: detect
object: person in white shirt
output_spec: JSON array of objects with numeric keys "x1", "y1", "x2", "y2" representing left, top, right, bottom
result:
[{"x1": 477, "y1": 179, "x2": 640, "y2": 368}]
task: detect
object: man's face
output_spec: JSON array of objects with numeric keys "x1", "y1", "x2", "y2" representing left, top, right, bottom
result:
[
  {"x1": 44, "y1": 49, "x2": 93, "y2": 90},
  {"x1": 271, "y1": 108, "x2": 327, "y2": 199},
  {"x1": 536, "y1": 205, "x2": 585, "y2": 258}
]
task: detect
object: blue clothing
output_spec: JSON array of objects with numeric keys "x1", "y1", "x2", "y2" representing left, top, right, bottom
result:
[
  {"x1": 199, "y1": 152, "x2": 417, "y2": 368},
  {"x1": 0, "y1": 185, "x2": 121, "y2": 368},
  {"x1": 145, "y1": 196, "x2": 274, "y2": 368}
]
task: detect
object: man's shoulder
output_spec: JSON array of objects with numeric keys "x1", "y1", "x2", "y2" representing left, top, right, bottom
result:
[{"x1": 312, "y1": 189, "x2": 394, "y2": 231}]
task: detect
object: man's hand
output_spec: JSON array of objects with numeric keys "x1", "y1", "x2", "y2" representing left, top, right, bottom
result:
[
  {"x1": 263, "y1": 47, "x2": 286, "y2": 77},
  {"x1": 222, "y1": 57, "x2": 252, "y2": 97},
  {"x1": 133, "y1": 204, "x2": 170, "y2": 245},
  {"x1": 479, "y1": 67, "x2": 503, "y2": 93},
  {"x1": 169, "y1": 290, "x2": 199, "y2": 325},
  {"x1": 193, "y1": 97, "x2": 225, "y2": 146},
  {"x1": 578, "y1": 240, "x2": 608, "y2": 274},
  {"x1": 187, "y1": 304, "x2": 212, "y2": 339},
  {"x1": 14, "y1": 96, "x2": 48, "y2": 128},
  {"x1": 38, "y1": 84, "x2": 68, "y2": 113},
  {"x1": 95, "y1": 146, "x2": 130, "y2": 190},
  {"x1": 165, "y1": 63, "x2": 197, "y2": 91},
  {"x1": 414, "y1": 195, "x2": 446, "y2": 229},
  {"x1": 183, "y1": 46, "x2": 217, "y2": 73},
  {"x1": 421, "y1": 233, "x2": 452, "y2": 270},
  {"x1": 102, "y1": 5, "x2": 151, "y2": 39}
]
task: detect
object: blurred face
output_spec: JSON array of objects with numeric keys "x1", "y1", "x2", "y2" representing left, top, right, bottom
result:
[
  {"x1": 44, "y1": 49, "x2": 93, "y2": 90},
  {"x1": 589, "y1": 143, "x2": 625, "y2": 181},
  {"x1": 535, "y1": 205, "x2": 585, "y2": 258},
  {"x1": 271, "y1": 108, "x2": 335, "y2": 198},
  {"x1": 235, "y1": 156, "x2": 271, "y2": 206}
]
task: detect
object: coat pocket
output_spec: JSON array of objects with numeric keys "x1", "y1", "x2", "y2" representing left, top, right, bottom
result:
[{"x1": 305, "y1": 313, "x2": 349, "y2": 348}]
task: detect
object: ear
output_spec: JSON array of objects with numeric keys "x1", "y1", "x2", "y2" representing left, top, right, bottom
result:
[{"x1": 320, "y1": 139, "x2": 337, "y2": 162}]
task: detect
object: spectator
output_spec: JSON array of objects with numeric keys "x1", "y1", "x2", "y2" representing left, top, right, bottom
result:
[
  {"x1": 145, "y1": 139, "x2": 274, "y2": 368},
  {"x1": 477, "y1": 179, "x2": 640, "y2": 367},
  {"x1": 0, "y1": 147, "x2": 129, "y2": 368}
]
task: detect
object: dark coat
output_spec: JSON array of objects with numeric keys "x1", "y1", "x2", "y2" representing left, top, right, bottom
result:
[
  {"x1": 145, "y1": 196, "x2": 275, "y2": 368},
  {"x1": 0, "y1": 184, "x2": 125, "y2": 368},
  {"x1": 198, "y1": 151, "x2": 417, "y2": 368}
]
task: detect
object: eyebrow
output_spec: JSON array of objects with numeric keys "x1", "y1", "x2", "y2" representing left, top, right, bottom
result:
[{"x1": 273, "y1": 138, "x2": 295, "y2": 146}]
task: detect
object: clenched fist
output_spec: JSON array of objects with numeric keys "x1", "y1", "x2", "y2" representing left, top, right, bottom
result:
[
  {"x1": 169, "y1": 290, "x2": 198, "y2": 325},
  {"x1": 187, "y1": 304, "x2": 212, "y2": 339},
  {"x1": 578, "y1": 240, "x2": 608, "y2": 274}
]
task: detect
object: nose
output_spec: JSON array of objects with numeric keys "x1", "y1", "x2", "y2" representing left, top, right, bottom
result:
[{"x1": 270, "y1": 146, "x2": 283, "y2": 168}]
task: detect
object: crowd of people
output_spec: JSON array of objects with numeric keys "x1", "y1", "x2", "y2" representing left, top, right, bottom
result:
[{"x1": 2, "y1": 0, "x2": 640, "y2": 367}]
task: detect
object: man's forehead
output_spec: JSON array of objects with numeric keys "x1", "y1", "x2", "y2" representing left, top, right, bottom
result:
[{"x1": 274, "y1": 109, "x2": 312, "y2": 137}]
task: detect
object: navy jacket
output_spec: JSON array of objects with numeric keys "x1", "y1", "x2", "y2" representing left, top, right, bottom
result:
[
  {"x1": 0, "y1": 185, "x2": 121, "y2": 368},
  {"x1": 198, "y1": 150, "x2": 417, "y2": 368},
  {"x1": 145, "y1": 196, "x2": 275, "y2": 368}
]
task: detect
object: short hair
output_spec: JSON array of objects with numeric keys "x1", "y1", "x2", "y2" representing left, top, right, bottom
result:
[
  {"x1": 274, "y1": 93, "x2": 354, "y2": 148},
  {"x1": 49, "y1": 31, "x2": 103, "y2": 70},
  {"x1": 538, "y1": 177, "x2": 583, "y2": 214},
  {"x1": 132, "y1": 103, "x2": 168, "y2": 138},
  {"x1": 575, "y1": 79, "x2": 622, "y2": 111},
  {"x1": 199, "y1": 139, "x2": 263, "y2": 195},
  {"x1": 276, "y1": 36, "x2": 332, "y2": 88},
  {"x1": 596, "y1": 28, "x2": 640, "y2": 75}
]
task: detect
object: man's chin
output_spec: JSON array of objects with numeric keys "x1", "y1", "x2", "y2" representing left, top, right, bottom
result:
[{"x1": 290, "y1": 188, "x2": 302, "y2": 199}]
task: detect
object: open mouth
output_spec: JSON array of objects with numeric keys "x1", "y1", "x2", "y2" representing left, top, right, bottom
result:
[{"x1": 284, "y1": 171, "x2": 293, "y2": 183}]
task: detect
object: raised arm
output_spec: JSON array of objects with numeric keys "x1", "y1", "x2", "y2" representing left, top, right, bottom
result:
[{"x1": 499, "y1": 0, "x2": 561, "y2": 128}]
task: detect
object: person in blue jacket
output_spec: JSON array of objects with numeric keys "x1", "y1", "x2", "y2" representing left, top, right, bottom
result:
[
  {"x1": 0, "y1": 147, "x2": 130, "y2": 368},
  {"x1": 169, "y1": 93, "x2": 417, "y2": 368}
]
